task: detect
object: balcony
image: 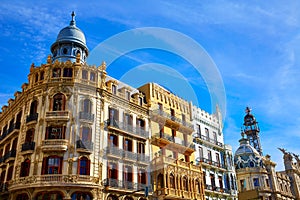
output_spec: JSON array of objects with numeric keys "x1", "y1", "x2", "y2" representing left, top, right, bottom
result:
[
  {"x1": 107, "y1": 119, "x2": 149, "y2": 138},
  {"x1": 103, "y1": 178, "x2": 150, "y2": 192},
  {"x1": 79, "y1": 112, "x2": 94, "y2": 122},
  {"x1": 151, "y1": 133, "x2": 195, "y2": 155},
  {"x1": 193, "y1": 134, "x2": 224, "y2": 150},
  {"x1": 3, "y1": 150, "x2": 16, "y2": 162},
  {"x1": 41, "y1": 139, "x2": 68, "y2": 152},
  {"x1": 76, "y1": 140, "x2": 93, "y2": 154},
  {"x1": 151, "y1": 109, "x2": 194, "y2": 133},
  {"x1": 196, "y1": 157, "x2": 226, "y2": 171},
  {"x1": 26, "y1": 113, "x2": 38, "y2": 123},
  {"x1": 105, "y1": 147, "x2": 150, "y2": 163},
  {"x1": 152, "y1": 155, "x2": 201, "y2": 171},
  {"x1": 7, "y1": 122, "x2": 21, "y2": 134},
  {"x1": 21, "y1": 142, "x2": 35, "y2": 154},
  {"x1": 9, "y1": 175, "x2": 100, "y2": 189},
  {"x1": 45, "y1": 111, "x2": 69, "y2": 121}
]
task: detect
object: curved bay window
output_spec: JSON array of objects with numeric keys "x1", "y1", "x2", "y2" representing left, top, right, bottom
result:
[
  {"x1": 71, "y1": 192, "x2": 92, "y2": 200},
  {"x1": 35, "y1": 191, "x2": 63, "y2": 200},
  {"x1": 42, "y1": 156, "x2": 63, "y2": 174},
  {"x1": 20, "y1": 159, "x2": 31, "y2": 177},
  {"x1": 169, "y1": 173, "x2": 175, "y2": 189},
  {"x1": 52, "y1": 93, "x2": 66, "y2": 111},
  {"x1": 46, "y1": 126, "x2": 65, "y2": 139},
  {"x1": 63, "y1": 68, "x2": 73, "y2": 77},
  {"x1": 78, "y1": 157, "x2": 90, "y2": 175},
  {"x1": 157, "y1": 173, "x2": 164, "y2": 189}
]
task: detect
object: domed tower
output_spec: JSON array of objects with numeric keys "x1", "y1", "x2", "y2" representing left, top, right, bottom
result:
[
  {"x1": 242, "y1": 107, "x2": 263, "y2": 155},
  {"x1": 50, "y1": 11, "x2": 88, "y2": 63}
]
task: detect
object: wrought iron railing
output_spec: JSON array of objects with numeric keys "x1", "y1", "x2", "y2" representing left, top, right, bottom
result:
[
  {"x1": 26, "y1": 113, "x2": 38, "y2": 123},
  {"x1": 21, "y1": 142, "x2": 35, "y2": 151},
  {"x1": 107, "y1": 119, "x2": 149, "y2": 138},
  {"x1": 76, "y1": 140, "x2": 93, "y2": 150},
  {"x1": 3, "y1": 150, "x2": 16, "y2": 161},
  {"x1": 79, "y1": 112, "x2": 94, "y2": 121},
  {"x1": 103, "y1": 178, "x2": 151, "y2": 191},
  {"x1": 105, "y1": 147, "x2": 150, "y2": 162},
  {"x1": 193, "y1": 135, "x2": 224, "y2": 148}
]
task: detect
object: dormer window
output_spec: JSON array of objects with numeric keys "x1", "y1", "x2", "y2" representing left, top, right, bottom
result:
[
  {"x1": 126, "y1": 91, "x2": 131, "y2": 100},
  {"x1": 139, "y1": 97, "x2": 143, "y2": 106}
]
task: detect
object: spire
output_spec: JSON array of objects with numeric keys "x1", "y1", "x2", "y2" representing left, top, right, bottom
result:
[{"x1": 70, "y1": 11, "x2": 76, "y2": 26}]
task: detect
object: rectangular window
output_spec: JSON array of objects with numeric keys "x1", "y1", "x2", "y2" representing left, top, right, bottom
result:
[
  {"x1": 218, "y1": 176, "x2": 223, "y2": 189},
  {"x1": 198, "y1": 147, "x2": 203, "y2": 160},
  {"x1": 109, "y1": 134, "x2": 118, "y2": 147},
  {"x1": 210, "y1": 174, "x2": 216, "y2": 188},
  {"x1": 240, "y1": 179, "x2": 246, "y2": 190},
  {"x1": 266, "y1": 178, "x2": 270, "y2": 187},
  {"x1": 112, "y1": 85, "x2": 117, "y2": 95},
  {"x1": 82, "y1": 70, "x2": 88, "y2": 79},
  {"x1": 197, "y1": 124, "x2": 201, "y2": 135},
  {"x1": 90, "y1": 72, "x2": 95, "y2": 81},
  {"x1": 109, "y1": 108, "x2": 119, "y2": 125},
  {"x1": 126, "y1": 91, "x2": 131, "y2": 100},
  {"x1": 216, "y1": 153, "x2": 220, "y2": 166},
  {"x1": 63, "y1": 68, "x2": 73, "y2": 77},
  {"x1": 124, "y1": 138, "x2": 133, "y2": 152},
  {"x1": 205, "y1": 128, "x2": 209, "y2": 141},
  {"x1": 139, "y1": 97, "x2": 143, "y2": 106},
  {"x1": 46, "y1": 126, "x2": 65, "y2": 139},
  {"x1": 207, "y1": 150, "x2": 212, "y2": 162},
  {"x1": 253, "y1": 178, "x2": 259, "y2": 187},
  {"x1": 137, "y1": 142, "x2": 145, "y2": 154}
]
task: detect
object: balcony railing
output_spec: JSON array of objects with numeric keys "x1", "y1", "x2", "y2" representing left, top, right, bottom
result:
[
  {"x1": 107, "y1": 119, "x2": 149, "y2": 138},
  {"x1": 41, "y1": 139, "x2": 68, "y2": 152},
  {"x1": 10, "y1": 175, "x2": 99, "y2": 186},
  {"x1": 79, "y1": 112, "x2": 94, "y2": 121},
  {"x1": 152, "y1": 133, "x2": 194, "y2": 150},
  {"x1": 193, "y1": 135, "x2": 224, "y2": 148},
  {"x1": 3, "y1": 150, "x2": 16, "y2": 161},
  {"x1": 76, "y1": 140, "x2": 93, "y2": 152},
  {"x1": 105, "y1": 147, "x2": 150, "y2": 163},
  {"x1": 21, "y1": 142, "x2": 35, "y2": 152},
  {"x1": 151, "y1": 109, "x2": 194, "y2": 129},
  {"x1": 152, "y1": 155, "x2": 202, "y2": 171},
  {"x1": 46, "y1": 111, "x2": 69, "y2": 121},
  {"x1": 196, "y1": 157, "x2": 226, "y2": 169},
  {"x1": 8, "y1": 122, "x2": 21, "y2": 134},
  {"x1": 103, "y1": 178, "x2": 150, "y2": 191},
  {"x1": 26, "y1": 113, "x2": 38, "y2": 123}
]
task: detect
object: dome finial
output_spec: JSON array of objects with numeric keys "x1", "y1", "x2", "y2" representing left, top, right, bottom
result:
[
  {"x1": 70, "y1": 11, "x2": 76, "y2": 26},
  {"x1": 245, "y1": 106, "x2": 251, "y2": 114}
]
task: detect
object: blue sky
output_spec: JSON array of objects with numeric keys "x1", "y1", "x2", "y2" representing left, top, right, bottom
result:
[{"x1": 1, "y1": 1, "x2": 300, "y2": 170}]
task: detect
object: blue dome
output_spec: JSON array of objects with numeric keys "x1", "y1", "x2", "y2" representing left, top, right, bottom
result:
[
  {"x1": 234, "y1": 138, "x2": 263, "y2": 169},
  {"x1": 50, "y1": 12, "x2": 88, "y2": 64},
  {"x1": 56, "y1": 25, "x2": 86, "y2": 47}
]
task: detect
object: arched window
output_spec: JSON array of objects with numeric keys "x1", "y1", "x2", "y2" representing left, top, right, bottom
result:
[
  {"x1": 83, "y1": 99, "x2": 92, "y2": 113},
  {"x1": 169, "y1": 173, "x2": 175, "y2": 189},
  {"x1": 71, "y1": 192, "x2": 92, "y2": 200},
  {"x1": 182, "y1": 176, "x2": 188, "y2": 191},
  {"x1": 52, "y1": 93, "x2": 66, "y2": 111},
  {"x1": 20, "y1": 159, "x2": 31, "y2": 177},
  {"x1": 0, "y1": 170, "x2": 5, "y2": 183},
  {"x1": 35, "y1": 192, "x2": 63, "y2": 200},
  {"x1": 157, "y1": 173, "x2": 164, "y2": 189},
  {"x1": 52, "y1": 68, "x2": 61, "y2": 78},
  {"x1": 40, "y1": 71, "x2": 44, "y2": 80},
  {"x1": 16, "y1": 193, "x2": 29, "y2": 200},
  {"x1": 63, "y1": 68, "x2": 73, "y2": 77},
  {"x1": 30, "y1": 100, "x2": 38, "y2": 115},
  {"x1": 78, "y1": 157, "x2": 90, "y2": 175},
  {"x1": 42, "y1": 156, "x2": 63, "y2": 175}
]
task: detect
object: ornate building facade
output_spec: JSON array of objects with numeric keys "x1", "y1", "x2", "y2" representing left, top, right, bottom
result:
[
  {"x1": 192, "y1": 105, "x2": 238, "y2": 200},
  {"x1": 0, "y1": 12, "x2": 214, "y2": 200},
  {"x1": 234, "y1": 107, "x2": 300, "y2": 200}
]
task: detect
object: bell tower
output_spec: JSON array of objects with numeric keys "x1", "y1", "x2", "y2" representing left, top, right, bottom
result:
[{"x1": 242, "y1": 107, "x2": 263, "y2": 155}]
